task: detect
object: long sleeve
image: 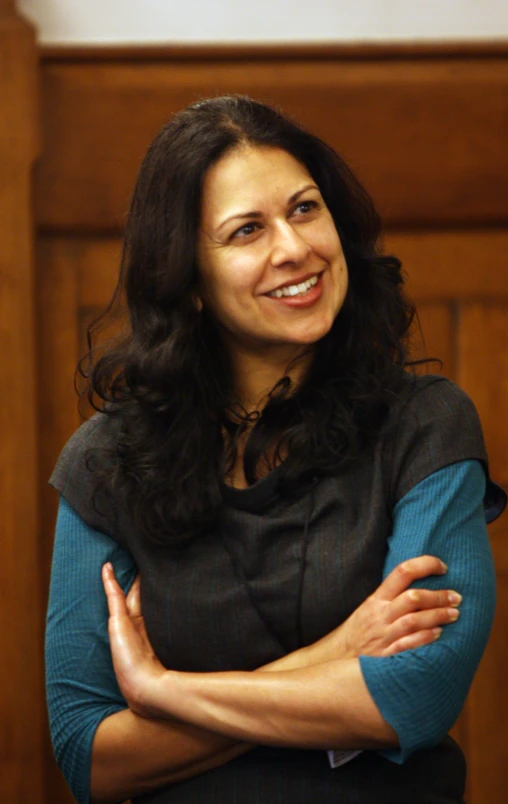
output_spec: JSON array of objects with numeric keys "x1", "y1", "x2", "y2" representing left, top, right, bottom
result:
[
  {"x1": 360, "y1": 459, "x2": 496, "y2": 763},
  {"x1": 46, "y1": 460, "x2": 497, "y2": 799},
  {"x1": 45, "y1": 497, "x2": 137, "y2": 804}
]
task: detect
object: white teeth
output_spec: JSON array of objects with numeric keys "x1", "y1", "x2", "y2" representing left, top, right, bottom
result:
[{"x1": 268, "y1": 274, "x2": 319, "y2": 298}]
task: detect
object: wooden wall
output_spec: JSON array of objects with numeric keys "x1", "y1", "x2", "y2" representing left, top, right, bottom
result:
[
  {"x1": 2, "y1": 17, "x2": 508, "y2": 801},
  {"x1": 0, "y1": 2, "x2": 44, "y2": 802}
]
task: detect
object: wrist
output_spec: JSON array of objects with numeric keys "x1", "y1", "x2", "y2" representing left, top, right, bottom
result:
[
  {"x1": 134, "y1": 668, "x2": 182, "y2": 721},
  {"x1": 305, "y1": 626, "x2": 356, "y2": 663},
  {"x1": 330, "y1": 625, "x2": 355, "y2": 660},
  {"x1": 261, "y1": 645, "x2": 310, "y2": 672}
]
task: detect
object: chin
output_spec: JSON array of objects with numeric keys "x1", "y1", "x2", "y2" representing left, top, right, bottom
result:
[{"x1": 290, "y1": 319, "x2": 335, "y2": 345}]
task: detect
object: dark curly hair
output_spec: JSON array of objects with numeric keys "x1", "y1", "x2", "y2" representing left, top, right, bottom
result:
[{"x1": 82, "y1": 95, "x2": 417, "y2": 547}]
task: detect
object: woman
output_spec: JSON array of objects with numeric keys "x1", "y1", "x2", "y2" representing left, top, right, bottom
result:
[{"x1": 46, "y1": 95, "x2": 505, "y2": 804}]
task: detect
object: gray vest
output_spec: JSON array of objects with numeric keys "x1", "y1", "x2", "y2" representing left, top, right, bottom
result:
[{"x1": 50, "y1": 374, "x2": 500, "y2": 803}]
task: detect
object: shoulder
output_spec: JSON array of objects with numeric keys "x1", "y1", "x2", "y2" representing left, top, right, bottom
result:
[
  {"x1": 395, "y1": 373, "x2": 481, "y2": 427},
  {"x1": 49, "y1": 411, "x2": 121, "y2": 538},
  {"x1": 385, "y1": 374, "x2": 488, "y2": 504},
  {"x1": 388, "y1": 373, "x2": 484, "y2": 445},
  {"x1": 50, "y1": 412, "x2": 118, "y2": 478}
]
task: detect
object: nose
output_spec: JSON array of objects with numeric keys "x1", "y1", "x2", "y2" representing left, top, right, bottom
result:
[{"x1": 270, "y1": 220, "x2": 311, "y2": 268}]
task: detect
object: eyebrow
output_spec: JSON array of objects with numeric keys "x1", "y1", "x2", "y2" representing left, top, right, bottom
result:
[{"x1": 216, "y1": 183, "x2": 319, "y2": 232}]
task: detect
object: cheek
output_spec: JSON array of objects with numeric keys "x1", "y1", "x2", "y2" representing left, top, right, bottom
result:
[
  {"x1": 200, "y1": 262, "x2": 258, "y2": 322},
  {"x1": 310, "y1": 217, "x2": 342, "y2": 259},
  {"x1": 219, "y1": 255, "x2": 264, "y2": 302},
  {"x1": 326, "y1": 231, "x2": 345, "y2": 262}
]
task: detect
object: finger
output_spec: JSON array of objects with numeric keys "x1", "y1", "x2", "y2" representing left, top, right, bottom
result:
[
  {"x1": 373, "y1": 556, "x2": 448, "y2": 602},
  {"x1": 383, "y1": 628, "x2": 443, "y2": 656},
  {"x1": 387, "y1": 588, "x2": 462, "y2": 623},
  {"x1": 126, "y1": 575, "x2": 141, "y2": 617},
  {"x1": 102, "y1": 563, "x2": 129, "y2": 618},
  {"x1": 388, "y1": 606, "x2": 460, "y2": 643}
]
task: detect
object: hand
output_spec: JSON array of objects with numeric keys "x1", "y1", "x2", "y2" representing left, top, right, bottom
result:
[
  {"x1": 324, "y1": 555, "x2": 461, "y2": 659},
  {"x1": 102, "y1": 563, "x2": 167, "y2": 718},
  {"x1": 289, "y1": 555, "x2": 461, "y2": 670}
]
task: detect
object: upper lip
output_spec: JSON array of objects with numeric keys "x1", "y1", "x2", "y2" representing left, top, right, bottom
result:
[{"x1": 264, "y1": 271, "x2": 322, "y2": 294}]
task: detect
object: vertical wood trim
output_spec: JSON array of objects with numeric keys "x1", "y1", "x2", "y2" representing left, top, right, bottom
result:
[
  {"x1": 36, "y1": 239, "x2": 81, "y2": 804},
  {"x1": 456, "y1": 303, "x2": 508, "y2": 804},
  {"x1": 0, "y1": 3, "x2": 43, "y2": 802},
  {"x1": 36, "y1": 239, "x2": 82, "y2": 595}
]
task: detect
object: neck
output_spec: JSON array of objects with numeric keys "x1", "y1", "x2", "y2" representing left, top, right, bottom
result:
[{"x1": 228, "y1": 342, "x2": 314, "y2": 413}]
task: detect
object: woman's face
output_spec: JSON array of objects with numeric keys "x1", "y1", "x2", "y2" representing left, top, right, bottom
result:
[{"x1": 197, "y1": 145, "x2": 348, "y2": 360}]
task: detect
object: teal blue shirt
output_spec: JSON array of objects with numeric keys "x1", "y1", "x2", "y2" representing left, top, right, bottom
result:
[{"x1": 46, "y1": 460, "x2": 496, "y2": 804}]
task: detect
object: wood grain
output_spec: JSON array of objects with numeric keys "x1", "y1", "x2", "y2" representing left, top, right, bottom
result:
[
  {"x1": 33, "y1": 44, "x2": 508, "y2": 804},
  {"x1": 386, "y1": 231, "x2": 508, "y2": 302},
  {"x1": 411, "y1": 302, "x2": 454, "y2": 378},
  {"x1": 39, "y1": 42, "x2": 508, "y2": 63},
  {"x1": 35, "y1": 56, "x2": 508, "y2": 231},
  {"x1": 457, "y1": 303, "x2": 508, "y2": 486},
  {"x1": 457, "y1": 302, "x2": 508, "y2": 579},
  {"x1": 0, "y1": 4, "x2": 43, "y2": 802},
  {"x1": 465, "y1": 578, "x2": 508, "y2": 804},
  {"x1": 455, "y1": 303, "x2": 508, "y2": 804},
  {"x1": 34, "y1": 230, "x2": 508, "y2": 311},
  {"x1": 36, "y1": 239, "x2": 82, "y2": 596}
]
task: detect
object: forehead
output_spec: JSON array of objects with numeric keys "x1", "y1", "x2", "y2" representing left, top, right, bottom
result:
[{"x1": 200, "y1": 146, "x2": 313, "y2": 224}]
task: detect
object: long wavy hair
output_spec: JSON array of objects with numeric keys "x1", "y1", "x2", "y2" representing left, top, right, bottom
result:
[{"x1": 82, "y1": 95, "x2": 417, "y2": 547}]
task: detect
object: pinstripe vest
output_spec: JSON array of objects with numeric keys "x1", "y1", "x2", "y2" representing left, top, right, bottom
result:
[{"x1": 51, "y1": 374, "x2": 498, "y2": 803}]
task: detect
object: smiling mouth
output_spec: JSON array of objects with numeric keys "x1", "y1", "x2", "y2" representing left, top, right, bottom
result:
[{"x1": 266, "y1": 274, "x2": 320, "y2": 299}]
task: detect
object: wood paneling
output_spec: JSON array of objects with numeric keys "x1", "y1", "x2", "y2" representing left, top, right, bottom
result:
[
  {"x1": 458, "y1": 304, "x2": 508, "y2": 486},
  {"x1": 455, "y1": 303, "x2": 508, "y2": 803},
  {"x1": 457, "y1": 303, "x2": 508, "y2": 579},
  {"x1": 35, "y1": 55, "x2": 508, "y2": 231},
  {"x1": 386, "y1": 231, "x2": 508, "y2": 301},
  {"x1": 412, "y1": 302, "x2": 454, "y2": 377},
  {"x1": 33, "y1": 44, "x2": 508, "y2": 804},
  {"x1": 36, "y1": 239, "x2": 81, "y2": 589},
  {"x1": 0, "y1": 2, "x2": 44, "y2": 802},
  {"x1": 35, "y1": 240, "x2": 88, "y2": 804},
  {"x1": 39, "y1": 42, "x2": 508, "y2": 63},
  {"x1": 465, "y1": 579, "x2": 508, "y2": 804},
  {"x1": 36, "y1": 229, "x2": 508, "y2": 309}
]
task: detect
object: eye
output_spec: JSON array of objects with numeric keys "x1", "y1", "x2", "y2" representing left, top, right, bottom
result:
[
  {"x1": 231, "y1": 221, "x2": 261, "y2": 239},
  {"x1": 292, "y1": 199, "x2": 318, "y2": 216}
]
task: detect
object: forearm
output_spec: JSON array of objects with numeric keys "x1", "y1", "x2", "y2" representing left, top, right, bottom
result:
[
  {"x1": 90, "y1": 709, "x2": 252, "y2": 804},
  {"x1": 360, "y1": 461, "x2": 497, "y2": 762},
  {"x1": 90, "y1": 645, "x2": 328, "y2": 803},
  {"x1": 148, "y1": 659, "x2": 398, "y2": 750}
]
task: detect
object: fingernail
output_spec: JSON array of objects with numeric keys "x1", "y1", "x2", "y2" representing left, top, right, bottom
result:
[
  {"x1": 104, "y1": 562, "x2": 113, "y2": 571},
  {"x1": 433, "y1": 628, "x2": 442, "y2": 639},
  {"x1": 448, "y1": 608, "x2": 460, "y2": 620},
  {"x1": 448, "y1": 592, "x2": 462, "y2": 606},
  {"x1": 440, "y1": 561, "x2": 448, "y2": 572}
]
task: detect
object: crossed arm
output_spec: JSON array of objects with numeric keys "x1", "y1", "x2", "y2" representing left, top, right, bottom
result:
[
  {"x1": 93, "y1": 552, "x2": 453, "y2": 804},
  {"x1": 46, "y1": 461, "x2": 496, "y2": 804}
]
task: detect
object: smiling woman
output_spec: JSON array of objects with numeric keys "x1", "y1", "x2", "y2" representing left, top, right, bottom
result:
[
  {"x1": 196, "y1": 144, "x2": 349, "y2": 488},
  {"x1": 197, "y1": 146, "x2": 348, "y2": 360},
  {"x1": 45, "y1": 96, "x2": 504, "y2": 804}
]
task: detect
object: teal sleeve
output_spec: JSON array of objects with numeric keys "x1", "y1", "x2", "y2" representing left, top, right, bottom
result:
[
  {"x1": 45, "y1": 496, "x2": 137, "y2": 804},
  {"x1": 359, "y1": 460, "x2": 496, "y2": 763}
]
